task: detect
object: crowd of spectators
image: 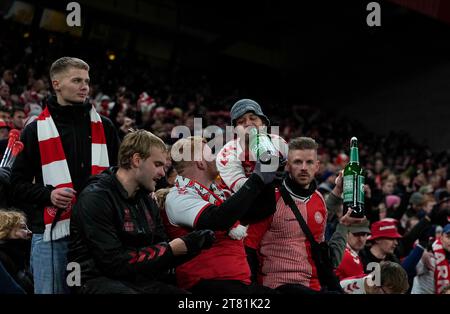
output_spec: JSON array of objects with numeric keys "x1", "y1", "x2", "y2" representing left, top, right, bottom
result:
[{"x1": 0, "y1": 19, "x2": 449, "y2": 295}]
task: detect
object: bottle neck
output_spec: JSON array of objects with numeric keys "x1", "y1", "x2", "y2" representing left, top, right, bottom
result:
[{"x1": 350, "y1": 147, "x2": 359, "y2": 164}]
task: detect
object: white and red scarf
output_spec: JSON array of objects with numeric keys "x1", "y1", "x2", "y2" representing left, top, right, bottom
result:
[
  {"x1": 174, "y1": 176, "x2": 244, "y2": 238},
  {"x1": 37, "y1": 105, "x2": 109, "y2": 241},
  {"x1": 432, "y1": 239, "x2": 450, "y2": 294},
  {"x1": 174, "y1": 176, "x2": 228, "y2": 206}
]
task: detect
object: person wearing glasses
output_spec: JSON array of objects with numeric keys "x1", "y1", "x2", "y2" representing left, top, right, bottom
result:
[{"x1": 335, "y1": 221, "x2": 371, "y2": 280}]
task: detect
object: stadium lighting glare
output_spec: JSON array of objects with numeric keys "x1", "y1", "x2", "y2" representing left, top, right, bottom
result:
[{"x1": 107, "y1": 51, "x2": 116, "y2": 61}]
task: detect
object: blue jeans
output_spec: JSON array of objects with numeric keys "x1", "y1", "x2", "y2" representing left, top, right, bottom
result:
[{"x1": 30, "y1": 234, "x2": 70, "y2": 294}]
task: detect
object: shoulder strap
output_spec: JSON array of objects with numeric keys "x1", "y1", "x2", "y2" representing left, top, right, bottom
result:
[{"x1": 279, "y1": 183, "x2": 318, "y2": 247}]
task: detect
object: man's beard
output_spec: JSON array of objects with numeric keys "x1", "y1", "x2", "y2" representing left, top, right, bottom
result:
[{"x1": 296, "y1": 173, "x2": 311, "y2": 185}]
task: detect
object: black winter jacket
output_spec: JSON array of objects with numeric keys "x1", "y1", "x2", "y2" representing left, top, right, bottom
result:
[
  {"x1": 359, "y1": 245, "x2": 401, "y2": 272},
  {"x1": 68, "y1": 168, "x2": 178, "y2": 285},
  {"x1": 0, "y1": 239, "x2": 33, "y2": 294},
  {"x1": 10, "y1": 96, "x2": 120, "y2": 233}
]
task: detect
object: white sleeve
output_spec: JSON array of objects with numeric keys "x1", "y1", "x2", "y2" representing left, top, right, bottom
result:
[
  {"x1": 415, "y1": 259, "x2": 425, "y2": 275},
  {"x1": 270, "y1": 134, "x2": 289, "y2": 159},
  {"x1": 165, "y1": 188, "x2": 212, "y2": 228},
  {"x1": 216, "y1": 143, "x2": 248, "y2": 192},
  {"x1": 416, "y1": 255, "x2": 436, "y2": 275}
]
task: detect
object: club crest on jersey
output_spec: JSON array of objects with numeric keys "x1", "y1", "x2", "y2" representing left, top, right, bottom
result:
[
  {"x1": 314, "y1": 211, "x2": 324, "y2": 224},
  {"x1": 177, "y1": 187, "x2": 188, "y2": 195}
]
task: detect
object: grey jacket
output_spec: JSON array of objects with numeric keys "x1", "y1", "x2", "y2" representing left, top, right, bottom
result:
[{"x1": 325, "y1": 192, "x2": 348, "y2": 267}]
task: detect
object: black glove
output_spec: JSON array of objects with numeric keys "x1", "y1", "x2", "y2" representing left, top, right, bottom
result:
[
  {"x1": 253, "y1": 153, "x2": 279, "y2": 185},
  {"x1": 274, "y1": 158, "x2": 287, "y2": 183},
  {"x1": 0, "y1": 167, "x2": 11, "y2": 186},
  {"x1": 181, "y1": 229, "x2": 216, "y2": 255}
]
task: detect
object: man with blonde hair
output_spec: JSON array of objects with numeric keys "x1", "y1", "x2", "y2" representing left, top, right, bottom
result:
[
  {"x1": 69, "y1": 130, "x2": 214, "y2": 294},
  {"x1": 11, "y1": 57, "x2": 120, "y2": 293},
  {"x1": 163, "y1": 136, "x2": 278, "y2": 293}
]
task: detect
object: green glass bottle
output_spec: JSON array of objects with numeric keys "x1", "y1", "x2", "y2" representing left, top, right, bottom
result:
[
  {"x1": 343, "y1": 137, "x2": 365, "y2": 218},
  {"x1": 248, "y1": 128, "x2": 276, "y2": 164}
]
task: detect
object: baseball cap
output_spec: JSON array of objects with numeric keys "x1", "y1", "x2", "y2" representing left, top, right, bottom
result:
[
  {"x1": 230, "y1": 99, "x2": 270, "y2": 126},
  {"x1": 349, "y1": 221, "x2": 371, "y2": 234},
  {"x1": 443, "y1": 224, "x2": 450, "y2": 234},
  {"x1": 321, "y1": 170, "x2": 335, "y2": 182},
  {"x1": 367, "y1": 220, "x2": 402, "y2": 241}
]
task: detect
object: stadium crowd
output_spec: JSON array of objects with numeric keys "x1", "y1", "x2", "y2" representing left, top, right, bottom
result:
[{"x1": 0, "y1": 20, "x2": 449, "y2": 295}]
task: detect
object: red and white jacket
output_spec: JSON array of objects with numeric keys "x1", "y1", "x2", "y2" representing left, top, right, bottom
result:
[
  {"x1": 216, "y1": 134, "x2": 288, "y2": 248},
  {"x1": 217, "y1": 134, "x2": 288, "y2": 193},
  {"x1": 340, "y1": 275, "x2": 368, "y2": 294},
  {"x1": 163, "y1": 175, "x2": 251, "y2": 289},
  {"x1": 258, "y1": 186, "x2": 327, "y2": 291},
  {"x1": 335, "y1": 244, "x2": 365, "y2": 281}
]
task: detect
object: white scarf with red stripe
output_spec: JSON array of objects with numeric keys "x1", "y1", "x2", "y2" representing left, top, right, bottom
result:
[
  {"x1": 37, "y1": 105, "x2": 109, "y2": 241},
  {"x1": 174, "y1": 176, "x2": 228, "y2": 206},
  {"x1": 174, "y1": 176, "x2": 243, "y2": 239},
  {"x1": 432, "y1": 238, "x2": 450, "y2": 294}
]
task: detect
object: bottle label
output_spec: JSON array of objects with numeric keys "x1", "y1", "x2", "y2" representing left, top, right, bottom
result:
[
  {"x1": 248, "y1": 129, "x2": 276, "y2": 161},
  {"x1": 343, "y1": 175, "x2": 354, "y2": 203},
  {"x1": 357, "y1": 175, "x2": 365, "y2": 205}
]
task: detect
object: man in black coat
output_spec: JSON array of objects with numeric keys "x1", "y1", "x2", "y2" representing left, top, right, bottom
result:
[
  {"x1": 68, "y1": 130, "x2": 215, "y2": 294},
  {"x1": 10, "y1": 57, "x2": 120, "y2": 294}
]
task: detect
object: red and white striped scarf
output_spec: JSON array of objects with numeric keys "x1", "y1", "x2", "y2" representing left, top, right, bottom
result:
[
  {"x1": 174, "y1": 175, "x2": 242, "y2": 235},
  {"x1": 174, "y1": 175, "x2": 228, "y2": 206},
  {"x1": 37, "y1": 105, "x2": 109, "y2": 241},
  {"x1": 432, "y1": 239, "x2": 450, "y2": 294}
]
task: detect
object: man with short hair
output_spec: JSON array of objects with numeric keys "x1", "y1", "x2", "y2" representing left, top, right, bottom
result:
[
  {"x1": 10, "y1": 107, "x2": 25, "y2": 131},
  {"x1": 0, "y1": 105, "x2": 10, "y2": 124},
  {"x1": 336, "y1": 221, "x2": 371, "y2": 280},
  {"x1": 69, "y1": 130, "x2": 214, "y2": 294},
  {"x1": 340, "y1": 261, "x2": 409, "y2": 294},
  {"x1": 11, "y1": 57, "x2": 120, "y2": 293},
  {"x1": 401, "y1": 192, "x2": 425, "y2": 226},
  {"x1": 359, "y1": 219, "x2": 402, "y2": 270},
  {"x1": 0, "y1": 84, "x2": 12, "y2": 108},
  {"x1": 164, "y1": 136, "x2": 277, "y2": 293},
  {"x1": 258, "y1": 137, "x2": 365, "y2": 293},
  {"x1": 1, "y1": 69, "x2": 15, "y2": 87}
]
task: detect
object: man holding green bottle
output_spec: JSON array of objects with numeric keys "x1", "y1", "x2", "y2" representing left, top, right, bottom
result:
[{"x1": 257, "y1": 137, "x2": 366, "y2": 293}]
